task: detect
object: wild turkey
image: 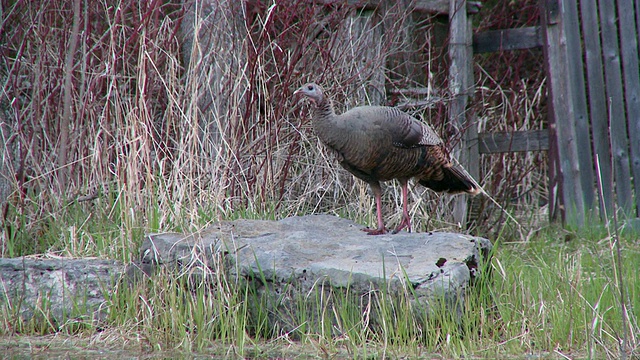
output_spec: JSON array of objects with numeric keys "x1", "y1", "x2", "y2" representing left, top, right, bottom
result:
[{"x1": 294, "y1": 83, "x2": 480, "y2": 235}]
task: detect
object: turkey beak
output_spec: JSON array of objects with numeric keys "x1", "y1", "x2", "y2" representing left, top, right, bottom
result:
[{"x1": 293, "y1": 88, "x2": 308, "y2": 104}]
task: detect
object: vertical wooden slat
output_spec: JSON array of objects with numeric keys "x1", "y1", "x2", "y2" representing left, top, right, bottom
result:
[
  {"x1": 598, "y1": 0, "x2": 634, "y2": 214},
  {"x1": 617, "y1": 0, "x2": 640, "y2": 216},
  {"x1": 334, "y1": 7, "x2": 387, "y2": 106},
  {"x1": 564, "y1": 0, "x2": 596, "y2": 214},
  {"x1": 540, "y1": 0, "x2": 586, "y2": 224},
  {"x1": 580, "y1": 0, "x2": 615, "y2": 218},
  {"x1": 465, "y1": 17, "x2": 480, "y2": 226},
  {"x1": 637, "y1": 0, "x2": 640, "y2": 50},
  {"x1": 180, "y1": 0, "x2": 247, "y2": 144},
  {"x1": 547, "y1": 128, "x2": 561, "y2": 221},
  {"x1": 448, "y1": 0, "x2": 478, "y2": 226},
  {"x1": 542, "y1": 0, "x2": 560, "y2": 221}
]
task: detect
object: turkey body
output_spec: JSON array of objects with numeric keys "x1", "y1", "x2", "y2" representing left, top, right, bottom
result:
[
  {"x1": 295, "y1": 83, "x2": 480, "y2": 235},
  {"x1": 314, "y1": 105, "x2": 448, "y2": 186}
]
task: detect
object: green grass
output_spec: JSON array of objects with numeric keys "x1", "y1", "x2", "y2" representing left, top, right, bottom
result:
[
  {"x1": 489, "y1": 226, "x2": 639, "y2": 358},
  {"x1": 3, "y1": 191, "x2": 144, "y2": 262},
  {"x1": 2, "y1": 200, "x2": 639, "y2": 359}
]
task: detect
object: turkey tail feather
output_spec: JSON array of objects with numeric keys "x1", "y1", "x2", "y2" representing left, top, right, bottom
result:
[{"x1": 419, "y1": 166, "x2": 480, "y2": 195}]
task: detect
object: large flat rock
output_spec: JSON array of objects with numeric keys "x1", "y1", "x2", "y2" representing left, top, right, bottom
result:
[{"x1": 137, "y1": 215, "x2": 492, "y2": 333}]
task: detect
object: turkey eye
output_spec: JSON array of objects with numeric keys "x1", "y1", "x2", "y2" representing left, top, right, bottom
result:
[{"x1": 307, "y1": 85, "x2": 313, "y2": 90}]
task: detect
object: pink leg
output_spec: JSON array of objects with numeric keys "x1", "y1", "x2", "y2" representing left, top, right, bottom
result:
[
  {"x1": 392, "y1": 180, "x2": 411, "y2": 234},
  {"x1": 363, "y1": 183, "x2": 387, "y2": 235}
]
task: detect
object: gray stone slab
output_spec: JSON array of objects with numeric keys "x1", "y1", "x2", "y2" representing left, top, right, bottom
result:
[
  {"x1": 0, "y1": 258, "x2": 124, "y2": 324},
  {"x1": 136, "y1": 215, "x2": 492, "y2": 334}
]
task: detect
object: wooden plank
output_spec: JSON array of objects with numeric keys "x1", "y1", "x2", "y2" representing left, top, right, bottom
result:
[
  {"x1": 580, "y1": 0, "x2": 614, "y2": 217},
  {"x1": 563, "y1": 0, "x2": 596, "y2": 212},
  {"x1": 414, "y1": 0, "x2": 482, "y2": 14},
  {"x1": 448, "y1": 0, "x2": 477, "y2": 226},
  {"x1": 540, "y1": 0, "x2": 585, "y2": 224},
  {"x1": 311, "y1": 0, "x2": 482, "y2": 14},
  {"x1": 637, "y1": 0, "x2": 640, "y2": 54},
  {"x1": 478, "y1": 130, "x2": 549, "y2": 154},
  {"x1": 542, "y1": 0, "x2": 561, "y2": 221},
  {"x1": 598, "y1": 0, "x2": 634, "y2": 214},
  {"x1": 617, "y1": 0, "x2": 640, "y2": 216},
  {"x1": 473, "y1": 27, "x2": 542, "y2": 53}
]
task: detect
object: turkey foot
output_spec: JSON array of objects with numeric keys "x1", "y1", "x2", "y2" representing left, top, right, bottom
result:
[
  {"x1": 392, "y1": 215, "x2": 411, "y2": 234},
  {"x1": 362, "y1": 226, "x2": 388, "y2": 235}
]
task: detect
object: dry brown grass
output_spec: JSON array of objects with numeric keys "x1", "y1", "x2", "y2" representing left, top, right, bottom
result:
[{"x1": 1, "y1": 0, "x2": 548, "y2": 255}]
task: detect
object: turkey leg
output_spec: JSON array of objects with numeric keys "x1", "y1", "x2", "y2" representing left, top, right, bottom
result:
[
  {"x1": 392, "y1": 179, "x2": 411, "y2": 234},
  {"x1": 363, "y1": 182, "x2": 388, "y2": 235}
]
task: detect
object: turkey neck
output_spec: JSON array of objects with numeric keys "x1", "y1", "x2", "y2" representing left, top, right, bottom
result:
[
  {"x1": 312, "y1": 98, "x2": 347, "y2": 150},
  {"x1": 312, "y1": 97, "x2": 335, "y2": 122}
]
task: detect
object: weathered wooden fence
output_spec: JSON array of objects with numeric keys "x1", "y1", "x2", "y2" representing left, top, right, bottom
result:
[
  {"x1": 540, "y1": 0, "x2": 640, "y2": 224},
  {"x1": 462, "y1": 0, "x2": 640, "y2": 225}
]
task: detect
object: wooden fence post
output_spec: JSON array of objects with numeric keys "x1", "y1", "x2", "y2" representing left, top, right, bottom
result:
[
  {"x1": 180, "y1": 0, "x2": 247, "y2": 143},
  {"x1": 333, "y1": 7, "x2": 386, "y2": 106},
  {"x1": 563, "y1": 0, "x2": 595, "y2": 214},
  {"x1": 540, "y1": 0, "x2": 586, "y2": 225},
  {"x1": 616, "y1": 0, "x2": 640, "y2": 217},
  {"x1": 448, "y1": 0, "x2": 479, "y2": 226},
  {"x1": 580, "y1": 0, "x2": 614, "y2": 217},
  {"x1": 597, "y1": 0, "x2": 634, "y2": 215}
]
